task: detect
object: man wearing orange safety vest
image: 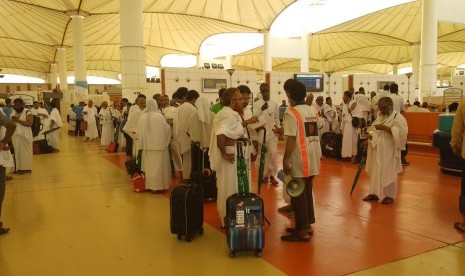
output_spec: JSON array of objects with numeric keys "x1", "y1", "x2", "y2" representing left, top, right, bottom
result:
[{"x1": 281, "y1": 81, "x2": 322, "y2": 242}]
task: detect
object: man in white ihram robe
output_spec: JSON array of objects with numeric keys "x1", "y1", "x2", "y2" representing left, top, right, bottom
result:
[
  {"x1": 83, "y1": 100, "x2": 99, "y2": 141},
  {"x1": 173, "y1": 98, "x2": 197, "y2": 181},
  {"x1": 187, "y1": 96, "x2": 212, "y2": 149},
  {"x1": 47, "y1": 101, "x2": 63, "y2": 150},
  {"x1": 30, "y1": 101, "x2": 50, "y2": 135},
  {"x1": 138, "y1": 99, "x2": 171, "y2": 192},
  {"x1": 341, "y1": 91, "x2": 363, "y2": 161},
  {"x1": 123, "y1": 97, "x2": 146, "y2": 156},
  {"x1": 163, "y1": 100, "x2": 182, "y2": 176},
  {"x1": 99, "y1": 102, "x2": 114, "y2": 146},
  {"x1": 209, "y1": 88, "x2": 258, "y2": 227},
  {"x1": 11, "y1": 99, "x2": 33, "y2": 173},
  {"x1": 363, "y1": 97, "x2": 408, "y2": 204}
]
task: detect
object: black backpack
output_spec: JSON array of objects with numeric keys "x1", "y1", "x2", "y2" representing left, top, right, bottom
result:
[{"x1": 31, "y1": 114, "x2": 43, "y2": 137}]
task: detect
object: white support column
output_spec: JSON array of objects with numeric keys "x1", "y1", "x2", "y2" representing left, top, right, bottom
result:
[
  {"x1": 50, "y1": 63, "x2": 58, "y2": 90},
  {"x1": 225, "y1": 55, "x2": 233, "y2": 69},
  {"x1": 419, "y1": 0, "x2": 438, "y2": 102},
  {"x1": 57, "y1": 47, "x2": 68, "y2": 91},
  {"x1": 120, "y1": 0, "x2": 146, "y2": 102},
  {"x1": 71, "y1": 15, "x2": 88, "y2": 100},
  {"x1": 263, "y1": 31, "x2": 272, "y2": 72},
  {"x1": 196, "y1": 55, "x2": 203, "y2": 68},
  {"x1": 300, "y1": 30, "x2": 309, "y2": 73},
  {"x1": 392, "y1": 64, "x2": 398, "y2": 75},
  {"x1": 412, "y1": 44, "x2": 420, "y2": 89}
]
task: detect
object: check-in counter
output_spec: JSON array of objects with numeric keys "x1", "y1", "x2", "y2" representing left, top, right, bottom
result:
[{"x1": 403, "y1": 112, "x2": 440, "y2": 143}]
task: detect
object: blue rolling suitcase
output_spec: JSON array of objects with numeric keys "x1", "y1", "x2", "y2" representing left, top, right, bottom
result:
[
  {"x1": 226, "y1": 141, "x2": 265, "y2": 258},
  {"x1": 226, "y1": 193, "x2": 265, "y2": 257}
]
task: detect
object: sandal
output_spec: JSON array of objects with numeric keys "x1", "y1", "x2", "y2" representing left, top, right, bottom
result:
[
  {"x1": 277, "y1": 204, "x2": 293, "y2": 213},
  {"x1": 281, "y1": 233, "x2": 310, "y2": 242},
  {"x1": 362, "y1": 194, "x2": 379, "y2": 201},
  {"x1": 454, "y1": 222, "x2": 465, "y2": 233},
  {"x1": 286, "y1": 227, "x2": 313, "y2": 235},
  {"x1": 381, "y1": 197, "x2": 394, "y2": 204},
  {"x1": 0, "y1": 227, "x2": 10, "y2": 235}
]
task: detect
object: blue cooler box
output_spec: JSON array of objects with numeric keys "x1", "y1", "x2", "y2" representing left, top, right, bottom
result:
[{"x1": 438, "y1": 114, "x2": 455, "y2": 132}]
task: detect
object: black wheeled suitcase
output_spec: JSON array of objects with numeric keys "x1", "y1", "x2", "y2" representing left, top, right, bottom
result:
[
  {"x1": 191, "y1": 171, "x2": 217, "y2": 201},
  {"x1": 170, "y1": 184, "x2": 204, "y2": 242},
  {"x1": 334, "y1": 133, "x2": 343, "y2": 159}
]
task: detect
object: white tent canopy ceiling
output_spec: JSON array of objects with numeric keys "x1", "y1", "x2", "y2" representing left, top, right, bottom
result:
[
  {"x1": 1, "y1": 0, "x2": 465, "y2": 80},
  {"x1": 0, "y1": 0, "x2": 294, "y2": 79},
  {"x1": 234, "y1": 1, "x2": 465, "y2": 76}
]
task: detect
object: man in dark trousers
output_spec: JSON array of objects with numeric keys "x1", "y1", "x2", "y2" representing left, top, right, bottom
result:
[
  {"x1": 451, "y1": 99, "x2": 465, "y2": 233},
  {"x1": 281, "y1": 81, "x2": 322, "y2": 242}
]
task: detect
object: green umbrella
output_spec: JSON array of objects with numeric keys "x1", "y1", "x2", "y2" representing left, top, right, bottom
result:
[
  {"x1": 350, "y1": 147, "x2": 367, "y2": 195},
  {"x1": 257, "y1": 129, "x2": 267, "y2": 194},
  {"x1": 236, "y1": 141, "x2": 249, "y2": 194}
]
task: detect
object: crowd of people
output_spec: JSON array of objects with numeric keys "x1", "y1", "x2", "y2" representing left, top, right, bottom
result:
[
  {"x1": 0, "y1": 97, "x2": 62, "y2": 235},
  {"x1": 61, "y1": 80, "x2": 415, "y2": 242},
  {"x1": 1, "y1": 80, "x2": 463, "y2": 240}
]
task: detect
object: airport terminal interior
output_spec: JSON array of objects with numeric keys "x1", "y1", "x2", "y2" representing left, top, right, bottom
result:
[{"x1": 1, "y1": 0, "x2": 465, "y2": 275}]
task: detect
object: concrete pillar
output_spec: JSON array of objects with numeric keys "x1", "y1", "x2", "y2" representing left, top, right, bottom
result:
[
  {"x1": 225, "y1": 55, "x2": 233, "y2": 69},
  {"x1": 50, "y1": 63, "x2": 58, "y2": 90},
  {"x1": 419, "y1": 0, "x2": 438, "y2": 102},
  {"x1": 412, "y1": 44, "x2": 420, "y2": 89},
  {"x1": 71, "y1": 15, "x2": 88, "y2": 100},
  {"x1": 57, "y1": 47, "x2": 68, "y2": 91},
  {"x1": 392, "y1": 64, "x2": 398, "y2": 75},
  {"x1": 120, "y1": 0, "x2": 147, "y2": 102},
  {"x1": 196, "y1": 55, "x2": 203, "y2": 68},
  {"x1": 263, "y1": 31, "x2": 272, "y2": 72},
  {"x1": 300, "y1": 31, "x2": 309, "y2": 73}
]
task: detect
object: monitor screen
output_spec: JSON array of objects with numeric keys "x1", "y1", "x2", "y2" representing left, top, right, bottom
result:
[{"x1": 294, "y1": 74, "x2": 324, "y2": 92}]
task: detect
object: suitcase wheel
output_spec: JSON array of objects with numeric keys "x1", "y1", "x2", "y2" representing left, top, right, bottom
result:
[
  {"x1": 177, "y1": 234, "x2": 182, "y2": 240},
  {"x1": 255, "y1": 250, "x2": 262, "y2": 257},
  {"x1": 186, "y1": 235, "x2": 192, "y2": 242},
  {"x1": 229, "y1": 250, "x2": 235, "y2": 258},
  {"x1": 199, "y1": 227, "x2": 204, "y2": 235}
]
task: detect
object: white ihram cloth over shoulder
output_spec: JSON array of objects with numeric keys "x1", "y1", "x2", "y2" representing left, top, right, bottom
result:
[
  {"x1": 173, "y1": 102, "x2": 197, "y2": 154},
  {"x1": 365, "y1": 111, "x2": 408, "y2": 200},
  {"x1": 123, "y1": 104, "x2": 146, "y2": 155},
  {"x1": 11, "y1": 109, "x2": 33, "y2": 171},
  {"x1": 187, "y1": 96, "x2": 212, "y2": 149},
  {"x1": 99, "y1": 107, "x2": 114, "y2": 146},
  {"x1": 83, "y1": 105, "x2": 99, "y2": 139},
  {"x1": 137, "y1": 99, "x2": 171, "y2": 191},
  {"x1": 47, "y1": 107, "x2": 63, "y2": 150},
  {"x1": 30, "y1": 107, "x2": 50, "y2": 133},
  {"x1": 208, "y1": 106, "x2": 245, "y2": 225},
  {"x1": 341, "y1": 100, "x2": 359, "y2": 158}
]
